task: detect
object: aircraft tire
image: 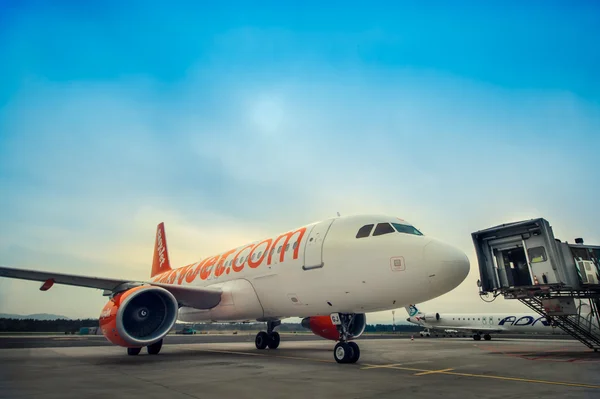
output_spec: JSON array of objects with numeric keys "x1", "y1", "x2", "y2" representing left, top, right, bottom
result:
[
  {"x1": 267, "y1": 332, "x2": 280, "y2": 349},
  {"x1": 127, "y1": 347, "x2": 141, "y2": 356},
  {"x1": 334, "y1": 342, "x2": 355, "y2": 364},
  {"x1": 255, "y1": 331, "x2": 269, "y2": 350},
  {"x1": 348, "y1": 342, "x2": 360, "y2": 363},
  {"x1": 147, "y1": 339, "x2": 163, "y2": 355}
]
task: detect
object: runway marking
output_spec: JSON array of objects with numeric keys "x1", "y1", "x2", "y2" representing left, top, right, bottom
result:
[
  {"x1": 361, "y1": 363, "x2": 407, "y2": 370},
  {"x1": 434, "y1": 370, "x2": 600, "y2": 390},
  {"x1": 414, "y1": 368, "x2": 454, "y2": 376},
  {"x1": 361, "y1": 364, "x2": 600, "y2": 389},
  {"x1": 187, "y1": 347, "x2": 600, "y2": 390}
]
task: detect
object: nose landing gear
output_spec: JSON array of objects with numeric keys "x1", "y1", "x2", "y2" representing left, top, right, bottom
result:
[
  {"x1": 332, "y1": 313, "x2": 361, "y2": 364},
  {"x1": 334, "y1": 341, "x2": 360, "y2": 364}
]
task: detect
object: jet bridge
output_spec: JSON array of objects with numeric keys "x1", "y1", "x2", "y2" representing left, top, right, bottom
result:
[{"x1": 472, "y1": 218, "x2": 600, "y2": 350}]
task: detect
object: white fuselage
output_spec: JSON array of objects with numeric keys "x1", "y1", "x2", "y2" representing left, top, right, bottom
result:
[
  {"x1": 152, "y1": 214, "x2": 470, "y2": 323},
  {"x1": 408, "y1": 313, "x2": 555, "y2": 334}
]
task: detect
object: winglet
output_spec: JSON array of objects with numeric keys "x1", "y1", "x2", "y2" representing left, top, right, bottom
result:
[{"x1": 151, "y1": 222, "x2": 172, "y2": 278}]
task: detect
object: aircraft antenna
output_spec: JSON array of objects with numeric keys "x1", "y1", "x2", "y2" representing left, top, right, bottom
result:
[{"x1": 337, "y1": 212, "x2": 341, "y2": 217}]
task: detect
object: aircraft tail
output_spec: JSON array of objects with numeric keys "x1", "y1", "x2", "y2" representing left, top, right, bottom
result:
[
  {"x1": 151, "y1": 222, "x2": 172, "y2": 278},
  {"x1": 405, "y1": 304, "x2": 423, "y2": 317}
]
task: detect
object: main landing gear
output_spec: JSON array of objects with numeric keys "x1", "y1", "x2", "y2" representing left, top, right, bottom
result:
[
  {"x1": 127, "y1": 338, "x2": 163, "y2": 355},
  {"x1": 472, "y1": 333, "x2": 492, "y2": 341},
  {"x1": 333, "y1": 313, "x2": 360, "y2": 364},
  {"x1": 255, "y1": 320, "x2": 281, "y2": 350}
]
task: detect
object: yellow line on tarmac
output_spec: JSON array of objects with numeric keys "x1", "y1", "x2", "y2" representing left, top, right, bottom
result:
[
  {"x1": 192, "y1": 349, "x2": 600, "y2": 389},
  {"x1": 360, "y1": 364, "x2": 425, "y2": 372},
  {"x1": 439, "y1": 370, "x2": 600, "y2": 390},
  {"x1": 362, "y1": 364, "x2": 600, "y2": 389},
  {"x1": 414, "y1": 368, "x2": 454, "y2": 376},
  {"x1": 361, "y1": 363, "x2": 408, "y2": 370}
]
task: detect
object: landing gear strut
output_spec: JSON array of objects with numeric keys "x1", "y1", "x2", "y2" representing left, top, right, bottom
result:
[
  {"x1": 333, "y1": 313, "x2": 360, "y2": 364},
  {"x1": 255, "y1": 320, "x2": 281, "y2": 350}
]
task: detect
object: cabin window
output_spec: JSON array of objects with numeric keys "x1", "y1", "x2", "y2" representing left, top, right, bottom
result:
[
  {"x1": 285, "y1": 244, "x2": 290, "y2": 252},
  {"x1": 277, "y1": 246, "x2": 282, "y2": 253},
  {"x1": 392, "y1": 223, "x2": 424, "y2": 236},
  {"x1": 528, "y1": 246, "x2": 547, "y2": 263},
  {"x1": 293, "y1": 241, "x2": 298, "y2": 250},
  {"x1": 356, "y1": 224, "x2": 374, "y2": 238},
  {"x1": 373, "y1": 223, "x2": 395, "y2": 236}
]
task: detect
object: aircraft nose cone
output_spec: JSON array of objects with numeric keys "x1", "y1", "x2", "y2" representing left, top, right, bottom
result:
[{"x1": 424, "y1": 240, "x2": 470, "y2": 295}]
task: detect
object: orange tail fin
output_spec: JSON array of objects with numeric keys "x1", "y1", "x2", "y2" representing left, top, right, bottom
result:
[{"x1": 151, "y1": 222, "x2": 172, "y2": 278}]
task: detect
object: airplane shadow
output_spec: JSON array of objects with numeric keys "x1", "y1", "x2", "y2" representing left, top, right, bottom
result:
[{"x1": 84, "y1": 346, "x2": 334, "y2": 366}]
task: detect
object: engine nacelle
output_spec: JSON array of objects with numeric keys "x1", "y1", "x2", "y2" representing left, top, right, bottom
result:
[
  {"x1": 423, "y1": 312, "x2": 440, "y2": 321},
  {"x1": 301, "y1": 314, "x2": 367, "y2": 341},
  {"x1": 99, "y1": 285, "x2": 179, "y2": 348}
]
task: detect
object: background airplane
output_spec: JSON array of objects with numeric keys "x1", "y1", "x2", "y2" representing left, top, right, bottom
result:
[
  {"x1": 0, "y1": 214, "x2": 470, "y2": 363},
  {"x1": 405, "y1": 303, "x2": 559, "y2": 341}
]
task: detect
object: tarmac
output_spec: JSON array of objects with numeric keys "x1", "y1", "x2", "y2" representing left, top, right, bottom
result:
[{"x1": 1, "y1": 334, "x2": 599, "y2": 398}]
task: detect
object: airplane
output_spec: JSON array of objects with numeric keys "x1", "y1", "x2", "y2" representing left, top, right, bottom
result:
[
  {"x1": 0, "y1": 214, "x2": 470, "y2": 364},
  {"x1": 404, "y1": 303, "x2": 558, "y2": 341}
]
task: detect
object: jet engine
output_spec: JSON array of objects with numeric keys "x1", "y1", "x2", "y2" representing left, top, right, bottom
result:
[
  {"x1": 99, "y1": 285, "x2": 179, "y2": 347},
  {"x1": 423, "y1": 312, "x2": 440, "y2": 321},
  {"x1": 301, "y1": 314, "x2": 366, "y2": 341}
]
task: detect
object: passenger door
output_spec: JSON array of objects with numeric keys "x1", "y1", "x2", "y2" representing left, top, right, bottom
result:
[{"x1": 303, "y1": 219, "x2": 335, "y2": 270}]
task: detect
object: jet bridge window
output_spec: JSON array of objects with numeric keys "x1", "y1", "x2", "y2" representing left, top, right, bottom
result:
[
  {"x1": 373, "y1": 223, "x2": 395, "y2": 236},
  {"x1": 528, "y1": 246, "x2": 547, "y2": 263},
  {"x1": 356, "y1": 224, "x2": 374, "y2": 238},
  {"x1": 391, "y1": 223, "x2": 424, "y2": 236}
]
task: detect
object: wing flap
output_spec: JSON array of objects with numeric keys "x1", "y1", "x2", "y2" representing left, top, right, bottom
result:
[{"x1": 0, "y1": 266, "x2": 222, "y2": 310}]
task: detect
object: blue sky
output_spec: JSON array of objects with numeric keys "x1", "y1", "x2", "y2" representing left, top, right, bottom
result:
[{"x1": 1, "y1": 1, "x2": 599, "y2": 320}]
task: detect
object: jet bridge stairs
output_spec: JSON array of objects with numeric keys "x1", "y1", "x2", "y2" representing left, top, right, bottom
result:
[{"x1": 519, "y1": 294, "x2": 600, "y2": 351}]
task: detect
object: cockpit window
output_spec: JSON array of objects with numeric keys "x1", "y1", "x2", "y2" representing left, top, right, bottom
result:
[
  {"x1": 392, "y1": 223, "x2": 424, "y2": 236},
  {"x1": 372, "y1": 222, "x2": 395, "y2": 236},
  {"x1": 356, "y1": 224, "x2": 374, "y2": 238}
]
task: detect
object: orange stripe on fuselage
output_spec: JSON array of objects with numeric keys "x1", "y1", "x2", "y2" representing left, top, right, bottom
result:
[{"x1": 151, "y1": 226, "x2": 308, "y2": 285}]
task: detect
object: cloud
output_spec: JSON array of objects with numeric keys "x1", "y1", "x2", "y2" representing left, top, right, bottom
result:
[{"x1": 1, "y1": 63, "x2": 599, "y2": 322}]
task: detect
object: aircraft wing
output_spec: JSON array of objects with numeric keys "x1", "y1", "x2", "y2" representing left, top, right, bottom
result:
[{"x1": 0, "y1": 266, "x2": 222, "y2": 310}]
